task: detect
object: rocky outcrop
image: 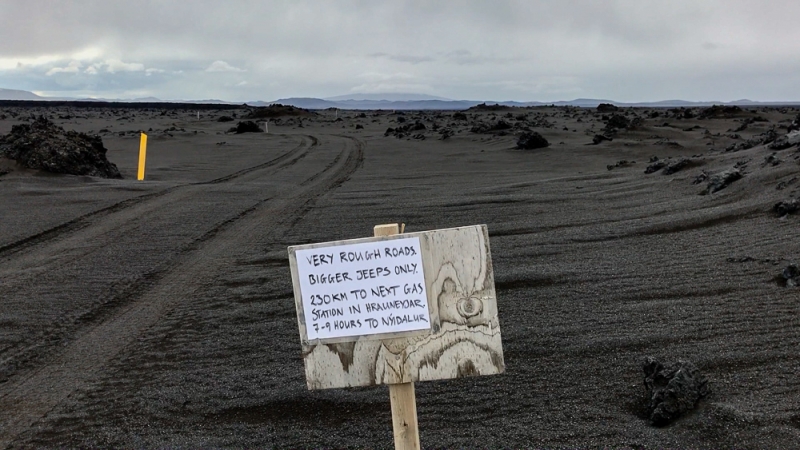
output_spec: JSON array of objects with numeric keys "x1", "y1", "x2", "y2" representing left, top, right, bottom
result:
[
  {"x1": 0, "y1": 116, "x2": 121, "y2": 178},
  {"x1": 662, "y1": 157, "x2": 691, "y2": 175},
  {"x1": 516, "y1": 132, "x2": 549, "y2": 150},
  {"x1": 769, "y1": 131, "x2": 800, "y2": 150},
  {"x1": 604, "y1": 114, "x2": 630, "y2": 131},
  {"x1": 698, "y1": 105, "x2": 747, "y2": 119},
  {"x1": 229, "y1": 121, "x2": 263, "y2": 133},
  {"x1": 596, "y1": 103, "x2": 619, "y2": 113},
  {"x1": 700, "y1": 168, "x2": 742, "y2": 195}
]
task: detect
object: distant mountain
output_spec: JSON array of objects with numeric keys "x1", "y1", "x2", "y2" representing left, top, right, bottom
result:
[
  {"x1": 257, "y1": 97, "x2": 800, "y2": 110},
  {"x1": 2, "y1": 87, "x2": 798, "y2": 110},
  {"x1": 0, "y1": 88, "x2": 44, "y2": 101},
  {"x1": 250, "y1": 98, "x2": 340, "y2": 109},
  {"x1": 324, "y1": 93, "x2": 452, "y2": 102}
]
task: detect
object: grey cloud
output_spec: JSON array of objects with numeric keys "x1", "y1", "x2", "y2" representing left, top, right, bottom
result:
[
  {"x1": 1, "y1": 0, "x2": 799, "y2": 101},
  {"x1": 368, "y1": 53, "x2": 435, "y2": 64}
]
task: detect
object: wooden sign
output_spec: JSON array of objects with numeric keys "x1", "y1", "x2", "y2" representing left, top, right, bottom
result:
[{"x1": 289, "y1": 225, "x2": 504, "y2": 390}]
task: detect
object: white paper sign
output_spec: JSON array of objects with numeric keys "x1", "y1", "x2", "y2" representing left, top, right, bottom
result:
[{"x1": 294, "y1": 237, "x2": 430, "y2": 341}]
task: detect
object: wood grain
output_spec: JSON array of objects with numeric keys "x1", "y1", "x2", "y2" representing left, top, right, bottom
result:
[{"x1": 289, "y1": 224, "x2": 504, "y2": 389}]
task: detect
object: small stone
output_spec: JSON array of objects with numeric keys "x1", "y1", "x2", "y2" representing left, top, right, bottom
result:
[{"x1": 643, "y1": 357, "x2": 710, "y2": 426}]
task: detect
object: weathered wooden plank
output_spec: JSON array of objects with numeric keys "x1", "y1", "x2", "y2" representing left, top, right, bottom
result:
[{"x1": 289, "y1": 224, "x2": 504, "y2": 389}]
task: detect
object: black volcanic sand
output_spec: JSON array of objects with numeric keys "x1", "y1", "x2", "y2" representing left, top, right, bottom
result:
[{"x1": 0, "y1": 104, "x2": 799, "y2": 449}]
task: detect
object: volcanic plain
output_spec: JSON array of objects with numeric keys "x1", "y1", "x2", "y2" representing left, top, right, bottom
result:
[{"x1": 0, "y1": 102, "x2": 799, "y2": 448}]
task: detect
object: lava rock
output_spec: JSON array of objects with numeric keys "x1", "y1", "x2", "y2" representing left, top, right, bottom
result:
[
  {"x1": 662, "y1": 158, "x2": 691, "y2": 175},
  {"x1": 700, "y1": 168, "x2": 742, "y2": 195},
  {"x1": 773, "y1": 199, "x2": 800, "y2": 216},
  {"x1": 783, "y1": 264, "x2": 800, "y2": 287},
  {"x1": 229, "y1": 121, "x2": 263, "y2": 134},
  {"x1": 692, "y1": 170, "x2": 709, "y2": 185},
  {"x1": 769, "y1": 131, "x2": 800, "y2": 150},
  {"x1": 596, "y1": 103, "x2": 619, "y2": 113},
  {"x1": 698, "y1": 104, "x2": 745, "y2": 119},
  {"x1": 607, "y1": 160, "x2": 634, "y2": 170},
  {"x1": 516, "y1": 132, "x2": 550, "y2": 150},
  {"x1": 470, "y1": 120, "x2": 512, "y2": 134},
  {"x1": 452, "y1": 112, "x2": 468, "y2": 121},
  {"x1": 593, "y1": 134, "x2": 613, "y2": 145},
  {"x1": 246, "y1": 103, "x2": 312, "y2": 119},
  {"x1": 788, "y1": 113, "x2": 800, "y2": 132},
  {"x1": 643, "y1": 357, "x2": 710, "y2": 426},
  {"x1": 385, "y1": 122, "x2": 426, "y2": 138},
  {"x1": 217, "y1": 116, "x2": 234, "y2": 122},
  {"x1": 605, "y1": 114, "x2": 630, "y2": 131},
  {"x1": 0, "y1": 116, "x2": 121, "y2": 178},
  {"x1": 763, "y1": 153, "x2": 782, "y2": 167},
  {"x1": 644, "y1": 159, "x2": 667, "y2": 174}
]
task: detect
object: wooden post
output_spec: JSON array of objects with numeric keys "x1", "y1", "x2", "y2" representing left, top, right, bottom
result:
[{"x1": 374, "y1": 223, "x2": 420, "y2": 450}]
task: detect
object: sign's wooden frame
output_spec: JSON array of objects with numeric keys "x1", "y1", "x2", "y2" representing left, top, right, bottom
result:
[{"x1": 289, "y1": 224, "x2": 504, "y2": 390}]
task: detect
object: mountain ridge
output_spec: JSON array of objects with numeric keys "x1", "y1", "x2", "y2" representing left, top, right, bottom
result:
[{"x1": 2, "y1": 88, "x2": 798, "y2": 110}]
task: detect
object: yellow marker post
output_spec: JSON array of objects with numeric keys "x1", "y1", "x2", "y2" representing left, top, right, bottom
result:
[{"x1": 137, "y1": 133, "x2": 148, "y2": 180}]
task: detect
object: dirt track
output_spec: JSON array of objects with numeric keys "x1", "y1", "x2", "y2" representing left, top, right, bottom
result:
[{"x1": 0, "y1": 105, "x2": 799, "y2": 448}]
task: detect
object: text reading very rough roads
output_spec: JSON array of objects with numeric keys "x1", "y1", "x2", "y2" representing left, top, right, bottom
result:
[{"x1": 295, "y1": 237, "x2": 430, "y2": 341}]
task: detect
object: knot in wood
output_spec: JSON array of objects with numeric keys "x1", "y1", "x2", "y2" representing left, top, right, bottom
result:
[{"x1": 456, "y1": 295, "x2": 483, "y2": 318}]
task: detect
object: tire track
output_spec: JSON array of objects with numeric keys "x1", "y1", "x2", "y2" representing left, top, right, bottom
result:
[
  {"x1": 0, "y1": 133, "x2": 363, "y2": 448},
  {"x1": 0, "y1": 135, "x2": 316, "y2": 294},
  {"x1": 0, "y1": 134, "x2": 323, "y2": 377},
  {"x1": 0, "y1": 135, "x2": 315, "y2": 259}
]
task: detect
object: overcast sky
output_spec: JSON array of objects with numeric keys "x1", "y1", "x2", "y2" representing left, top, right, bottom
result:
[{"x1": 1, "y1": 0, "x2": 799, "y2": 102}]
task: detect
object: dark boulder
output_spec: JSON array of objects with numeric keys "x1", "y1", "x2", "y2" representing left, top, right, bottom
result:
[
  {"x1": 453, "y1": 112, "x2": 468, "y2": 121},
  {"x1": 782, "y1": 264, "x2": 799, "y2": 287},
  {"x1": 605, "y1": 114, "x2": 630, "y2": 131},
  {"x1": 516, "y1": 132, "x2": 549, "y2": 150},
  {"x1": 246, "y1": 103, "x2": 313, "y2": 119},
  {"x1": 229, "y1": 121, "x2": 263, "y2": 134},
  {"x1": 0, "y1": 116, "x2": 121, "y2": 178},
  {"x1": 470, "y1": 120, "x2": 512, "y2": 134},
  {"x1": 644, "y1": 158, "x2": 667, "y2": 174},
  {"x1": 692, "y1": 170, "x2": 709, "y2": 185},
  {"x1": 700, "y1": 168, "x2": 742, "y2": 195},
  {"x1": 493, "y1": 120, "x2": 512, "y2": 131},
  {"x1": 607, "y1": 160, "x2": 634, "y2": 171},
  {"x1": 773, "y1": 199, "x2": 800, "y2": 216},
  {"x1": 662, "y1": 157, "x2": 691, "y2": 175},
  {"x1": 698, "y1": 104, "x2": 746, "y2": 119},
  {"x1": 385, "y1": 122, "x2": 426, "y2": 138},
  {"x1": 643, "y1": 357, "x2": 710, "y2": 426},
  {"x1": 592, "y1": 134, "x2": 613, "y2": 145},
  {"x1": 769, "y1": 131, "x2": 800, "y2": 150},
  {"x1": 596, "y1": 103, "x2": 619, "y2": 113},
  {"x1": 217, "y1": 116, "x2": 234, "y2": 122}
]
